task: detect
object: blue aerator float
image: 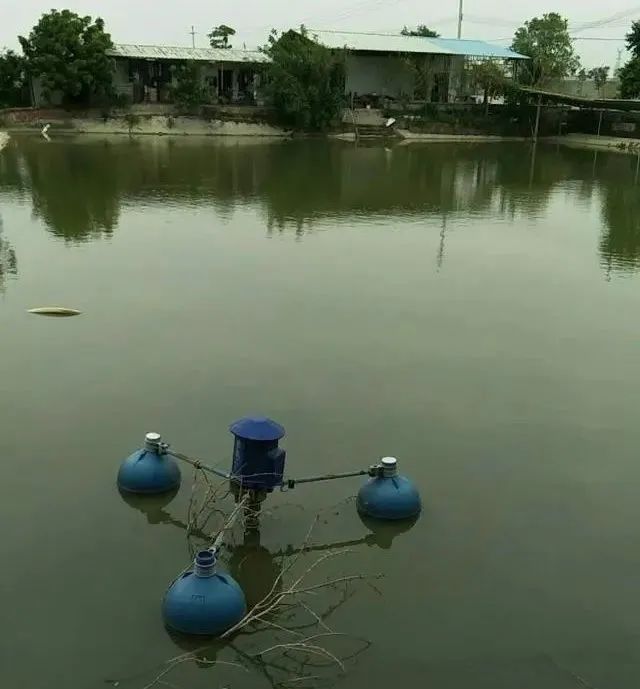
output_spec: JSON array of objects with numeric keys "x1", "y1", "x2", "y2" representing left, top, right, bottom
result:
[
  {"x1": 117, "y1": 416, "x2": 421, "y2": 637},
  {"x1": 163, "y1": 550, "x2": 247, "y2": 636},
  {"x1": 118, "y1": 432, "x2": 181, "y2": 494}
]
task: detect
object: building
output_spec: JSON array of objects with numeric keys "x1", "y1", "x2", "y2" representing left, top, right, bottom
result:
[
  {"x1": 307, "y1": 30, "x2": 527, "y2": 104},
  {"x1": 107, "y1": 44, "x2": 269, "y2": 104},
  {"x1": 31, "y1": 43, "x2": 269, "y2": 106},
  {"x1": 30, "y1": 31, "x2": 526, "y2": 108}
]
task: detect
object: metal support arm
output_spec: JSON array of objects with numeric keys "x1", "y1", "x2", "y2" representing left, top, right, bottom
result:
[
  {"x1": 167, "y1": 449, "x2": 231, "y2": 480},
  {"x1": 285, "y1": 466, "x2": 380, "y2": 490}
]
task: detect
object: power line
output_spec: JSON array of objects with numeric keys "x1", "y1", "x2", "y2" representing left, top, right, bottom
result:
[
  {"x1": 571, "y1": 5, "x2": 640, "y2": 33},
  {"x1": 493, "y1": 35, "x2": 628, "y2": 43},
  {"x1": 243, "y1": 3, "x2": 639, "y2": 44},
  {"x1": 465, "y1": 13, "x2": 521, "y2": 28},
  {"x1": 463, "y1": 6, "x2": 640, "y2": 32},
  {"x1": 571, "y1": 36, "x2": 628, "y2": 41},
  {"x1": 242, "y1": 0, "x2": 398, "y2": 35}
]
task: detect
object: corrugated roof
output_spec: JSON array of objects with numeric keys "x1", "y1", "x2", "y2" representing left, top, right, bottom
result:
[
  {"x1": 428, "y1": 38, "x2": 527, "y2": 59},
  {"x1": 309, "y1": 30, "x2": 527, "y2": 60},
  {"x1": 107, "y1": 44, "x2": 268, "y2": 63},
  {"x1": 519, "y1": 86, "x2": 640, "y2": 111}
]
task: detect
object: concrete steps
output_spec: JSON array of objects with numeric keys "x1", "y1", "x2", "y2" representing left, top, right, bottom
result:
[{"x1": 353, "y1": 124, "x2": 397, "y2": 139}]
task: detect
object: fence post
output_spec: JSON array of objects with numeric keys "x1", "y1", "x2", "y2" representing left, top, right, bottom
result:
[
  {"x1": 597, "y1": 109, "x2": 604, "y2": 138},
  {"x1": 533, "y1": 95, "x2": 542, "y2": 142}
]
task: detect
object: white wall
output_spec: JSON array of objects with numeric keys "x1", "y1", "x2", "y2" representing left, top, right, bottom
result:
[{"x1": 345, "y1": 54, "x2": 414, "y2": 98}]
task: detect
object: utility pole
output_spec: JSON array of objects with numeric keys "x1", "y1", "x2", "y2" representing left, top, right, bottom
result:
[
  {"x1": 190, "y1": 26, "x2": 196, "y2": 48},
  {"x1": 457, "y1": 0, "x2": 463, "y2": 39}
]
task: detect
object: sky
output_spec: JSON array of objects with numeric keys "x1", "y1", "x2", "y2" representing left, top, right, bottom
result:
[{"x1": 1, "y1": 0, "x2": 638, "y2": 69}]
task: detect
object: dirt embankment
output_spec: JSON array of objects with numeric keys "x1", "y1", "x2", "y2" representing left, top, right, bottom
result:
[{"x1": 1, "y1": 107, "x2": 289, "y2": 138}]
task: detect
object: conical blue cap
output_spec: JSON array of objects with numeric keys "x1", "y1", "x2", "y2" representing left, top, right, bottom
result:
[{"x1": 229, "y1": 417, "x2": 285, "y2": 442}]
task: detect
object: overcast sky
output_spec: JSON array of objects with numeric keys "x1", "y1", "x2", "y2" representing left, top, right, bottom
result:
[{"x1": 1, "y1": 1, "x2": 637, "y2": 69}]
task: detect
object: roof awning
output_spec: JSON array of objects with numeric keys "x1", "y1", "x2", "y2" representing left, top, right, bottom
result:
[
  {"x1": 307, "y1": 30, "x2": 528, "y2": 59},
  {"x1": 107, "y1": 44, "x2": 269, "y2": 64},
  {"x1": 519, "y1": 86, "x2": 640, "y2": 112}
]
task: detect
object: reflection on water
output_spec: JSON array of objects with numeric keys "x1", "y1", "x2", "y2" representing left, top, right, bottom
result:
[
  {"x1": 600, "y1": 177, "x2": 640, "y2": 273},
  {"x1": 1, "y1": 137, "x2": 640, "y2": 274},
  {"x1": 4, "y1": 136, "x2": 640, "y2": 689},
  {"x1": 0, "y1": 216, "x2": 17, "y2": 291},
  {"x1": 119, "y1": 489, "x2": 394, "y2": 688},
  {"x1": 120, "y1": 489, "x2": 414, "y2": 605}
]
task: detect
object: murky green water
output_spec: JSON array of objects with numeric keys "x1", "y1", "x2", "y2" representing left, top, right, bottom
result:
[{"x1": 2, "y1": 135, "x2": 640, "y2": 689}]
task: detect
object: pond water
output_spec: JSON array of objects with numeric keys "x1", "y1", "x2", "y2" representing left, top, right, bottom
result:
[{"x1": 1, "y1": 136, "x2": 640, "y2": 689}]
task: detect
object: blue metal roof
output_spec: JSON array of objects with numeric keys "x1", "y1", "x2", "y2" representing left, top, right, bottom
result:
[
  {"x1": 310, "y1": 30, "x2": 527, "y2": 60},
  {"x1": 427, "y1": 38, "x2": 527, "y2": 60}
]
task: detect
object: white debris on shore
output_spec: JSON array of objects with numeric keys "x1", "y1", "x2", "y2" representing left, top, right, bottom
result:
[{"x1": 0, "y1": 132, "x2": 9, "y2": 152}]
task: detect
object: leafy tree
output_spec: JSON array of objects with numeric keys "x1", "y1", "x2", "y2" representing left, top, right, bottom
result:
[
  {"x1": 401, "y1": 25, "x2": 440, "y2": 38},
  {"x1": 19, "y1": 10, "x2": 113, "y2": 105},
  {"x1": 472, "y1": 60, "x2": 508, "y2": 113},
  {"x1": 619, "y1": 21, "x2": 640, "y2": 98},
  {"x1": 576, "y1": 67, "x2": 588, "y2": 95},
  {"x1": 0, "y1": 50, "x2": 27, "y2": 107},
  {"x1": 619, "y1": 59, "x2": 640, "y2": 98},
  {"x1": 262, "y1": 28, "x2": 346, "y2": 131},
  {"x1": 588, "y1": 66, "x2": 610, "y2": 98},
  {"x1": 512, "y1": 13, "x2": 580, "y2": 85},
  {"x1": 208, "y1": 25, "x2": 236, "y2": 49},
  {"x1": 170, "y1": 62, "x2": 210, "y2": 110},
  {"x1": 627, "y1": 20, "x2": 640, "y2": 57}
]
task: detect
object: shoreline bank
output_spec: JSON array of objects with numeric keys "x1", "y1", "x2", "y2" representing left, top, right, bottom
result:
[
  {"x1": 396, "y1": 130, "x2": 528, "y2": 143},
  {"x1": 545, "y1": 133, "x2": 640, "y2": 153},
  {"x1": 4, "y1": 115, "x2": 289, "y2": 138},
  {"x1": 5, "y1": 120, "x2": 640, "y2": 154}
]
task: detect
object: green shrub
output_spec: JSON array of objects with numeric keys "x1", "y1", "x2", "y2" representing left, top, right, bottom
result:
[
  {"x1": 170, "y1": 62, "x2": 210, "y2": 112},
  {"x1": 262, "y1": 28, "x2": 346, "y2": 131}
]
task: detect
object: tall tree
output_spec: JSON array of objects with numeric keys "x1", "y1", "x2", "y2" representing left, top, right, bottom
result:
[
  {"x1": 511, "y1": 13, "x2": 580, "y2": 85},
  {"x1": 619, "y1": 59, "x2": 640, "y2": 98},
  {"x1": 619, "y1": 20, "x2": 640, "y2": 97},
  {"x1": 262, "y1": 28, "x2": 345, "y2": 131},
  {"x1": 576, "y1": 67, "x2": 588, "y2": 96},
  {"x1": 401, "y1": 25, "x2": 440, "y2": 38},
  {"x1": 472, "y1": 60, "x2": 508, "y2": 114},
  {"x1": 208, "y1": 25, "x2": 236, "y2": 49},
  {"x1": 0, "y1": 50, "x2": 27, "y2": 107},
  {"x1": 588, "y1": 66, "x2": 610, "y2": 98},
  {"x1": 626, "y1": 20, "x2": 640, "y2": 57},
  {"x1": 19, "y1": 10, "x2": 113, "y2": 105}
]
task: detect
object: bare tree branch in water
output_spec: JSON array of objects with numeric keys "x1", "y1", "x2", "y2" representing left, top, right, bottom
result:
[
  {"x1": 115, "y1": 498, "x2": 379, "y2": 689},
  {"x1": 185, "y1": 468, "x2": 231, "y2": 556}
]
